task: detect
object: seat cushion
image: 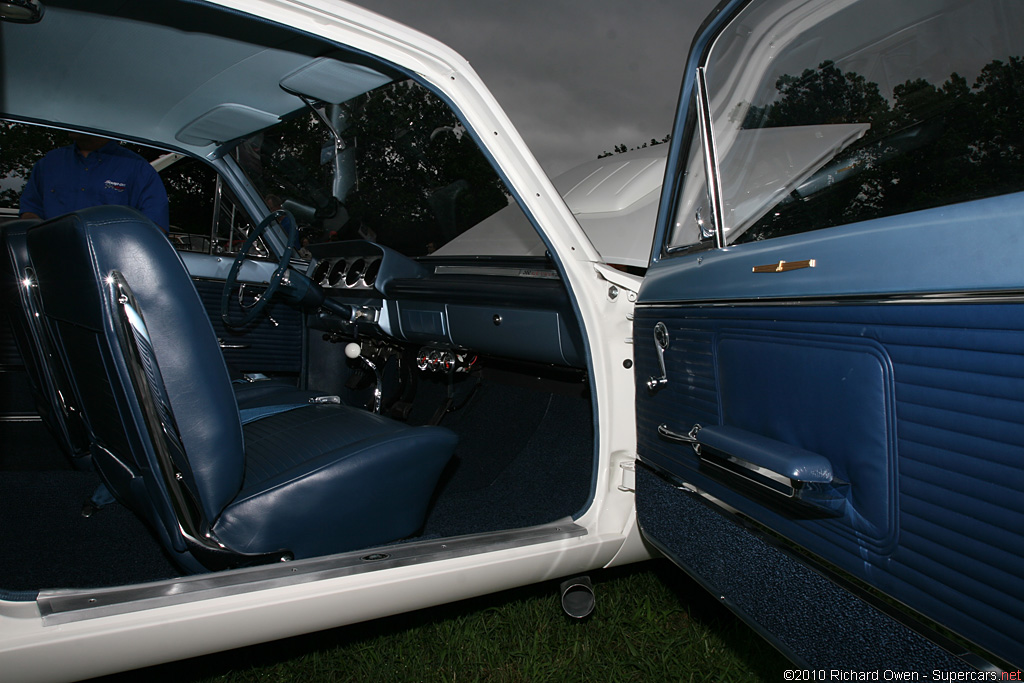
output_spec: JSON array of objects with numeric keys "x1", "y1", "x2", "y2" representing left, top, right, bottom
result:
[
  {"x1": 232, "y1": 380, "x2": 327, "y2": 410},
  {"x1": 212, "y1": 404, "x2": 456, "y2": 559}
]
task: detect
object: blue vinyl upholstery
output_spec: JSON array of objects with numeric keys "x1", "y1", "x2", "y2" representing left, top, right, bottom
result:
[
  {"x1": 0, "y1": 219, "x2": 91, "y2": 464},
  {"x1": 193, "y1": 278, "x2": 303, "y2": 375},
  {"x1": 1, "y1": 218, "x2": 321, "y2": 464},
  {"x1": 25, "y1": 206, "x2": 456, "y2": 571},
  {"x1": 634, "y1": 301, "x2": 1024, "y2": 667}
]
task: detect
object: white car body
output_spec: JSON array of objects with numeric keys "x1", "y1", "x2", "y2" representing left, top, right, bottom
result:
[
  {"x1": 3, "y1": 0, "x2": 1023, "y2": 678},
  {"x1": 1, "y1": 2, "x2": 649, "y2": 680}
]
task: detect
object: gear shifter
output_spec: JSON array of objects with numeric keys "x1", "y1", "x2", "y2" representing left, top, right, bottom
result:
[{"x1": 345, "y1": 342, "x2": 382, "y2": 413}]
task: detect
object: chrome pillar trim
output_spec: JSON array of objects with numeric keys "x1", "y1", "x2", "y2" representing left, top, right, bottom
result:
[
  {"x1": 210, "y1": 174, "x2": 223, "y2": 255},
  {"x1": 695, "y1": 66, "x2": 725, "y2": 249},
  {"x1": 37, "y1": 520, "x2": 587, "y2": 625}
]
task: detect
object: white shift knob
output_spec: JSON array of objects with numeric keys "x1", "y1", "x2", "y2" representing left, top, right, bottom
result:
[{"x1": 344, "y1": 342, "x2": 362, "y2": 359}]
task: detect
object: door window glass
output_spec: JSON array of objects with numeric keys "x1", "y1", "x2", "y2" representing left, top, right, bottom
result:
[{"x1": 670, "y1": 0, "x2": 1024, "y2": 248}]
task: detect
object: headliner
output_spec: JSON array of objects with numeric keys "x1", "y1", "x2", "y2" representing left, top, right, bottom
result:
[{"x1": 0, "y1": 0, "x2": 395, "y2": 156}]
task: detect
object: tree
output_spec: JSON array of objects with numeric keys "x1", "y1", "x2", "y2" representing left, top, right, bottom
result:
[
  {"x1": 341, "y1": 80, "x2": 509, "y2": 254},
  {"x1": 598, "y1": 134, "x2": 671, "y2": 159},
  {"x1": 0, "y1": 122, "x2": 64, "y2": 206},
  {"x1": 735, "y1": 57, "x2": 1024, "y2": 243},
  {"x1": 743, "y1": 61, "x2": 890, "y2": 130}
]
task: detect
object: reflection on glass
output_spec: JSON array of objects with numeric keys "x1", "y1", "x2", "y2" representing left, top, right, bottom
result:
[
  {"x1": 672, "y1": 0, "x2": 1024, "y2": 248},
  {"x1": 233, "y1": 80, "x2": 513, "y2": 259}
]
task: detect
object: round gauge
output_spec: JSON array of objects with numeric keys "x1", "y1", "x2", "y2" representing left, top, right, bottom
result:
[
  {"x1": 362, "y1": 258, "x2": 381, "y2": 288},
  {"x1": 345, "y1": 258, "x2": 366, "y2": 287},
  {"x1": 311, "y1": 260, "x2": 331, "y2": 285},
  {"x1": 328, "y1": 259, "x2": 347, "y2": 287}
]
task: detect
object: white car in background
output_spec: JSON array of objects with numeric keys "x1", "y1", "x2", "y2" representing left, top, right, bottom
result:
[{"x1": 0, "y1": 0, "x2": 1022, "y2": 680}]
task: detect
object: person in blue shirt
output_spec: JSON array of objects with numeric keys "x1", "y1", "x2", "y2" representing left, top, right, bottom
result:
[{"x1": 19, "y1": 133, "x2": 170, "y2": 231}]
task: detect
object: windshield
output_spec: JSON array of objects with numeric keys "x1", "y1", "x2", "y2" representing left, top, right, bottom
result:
[{"x1": 233, "y1": 80, "x2": 517, "y2": 258}]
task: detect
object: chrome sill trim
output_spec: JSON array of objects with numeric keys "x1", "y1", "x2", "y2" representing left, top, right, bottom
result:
[
  {"x1": 636, "y1": 289, "x2": 1024, "y2": 308},
  {"x1": 0, "y1": 414, "x2": 43, "y2": 423},
  {"x1": 37, "y1": 520, "x2": 586, "y2": 625}
]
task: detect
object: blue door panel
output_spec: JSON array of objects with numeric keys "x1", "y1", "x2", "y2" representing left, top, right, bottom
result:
[
  {"x1": 191, "y1": 279, "x2": 303, "y2": 375},
  {"x1": 643, "y1": 192, "x2": 1024, "y2": 303},
  {"x1": 636, "y1": 282, "x2": 1024, "y2": 665}
]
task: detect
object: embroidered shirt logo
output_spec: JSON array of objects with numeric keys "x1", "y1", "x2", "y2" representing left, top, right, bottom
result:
[{"x1": 104, "y1": 180, "x2": 127, "y2": 192}]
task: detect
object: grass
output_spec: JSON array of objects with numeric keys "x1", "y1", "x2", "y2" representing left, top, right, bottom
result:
[{"x1": 97, "y1": 559, "x2": 790, "y2": 682}]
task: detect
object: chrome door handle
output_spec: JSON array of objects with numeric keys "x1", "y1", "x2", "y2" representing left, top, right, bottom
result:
[{"x1": 658, "y1": 423, "x2": 702, "y2": 450}]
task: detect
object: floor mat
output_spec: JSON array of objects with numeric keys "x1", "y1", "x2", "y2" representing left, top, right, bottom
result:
[
  {"x1": 0, "y1": 470, "x2": 179, "y2": 591},
  {"x1": 0, "y1": 420, "x2": 71, "y2": 471},
  {"x1": 420, "y1": 388, "x2": 593, "y2": 539}
]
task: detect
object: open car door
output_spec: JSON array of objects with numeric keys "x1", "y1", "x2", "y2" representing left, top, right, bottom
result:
[{"x1": 634, "y1": 0, "x2": 1024, "y2": 671}]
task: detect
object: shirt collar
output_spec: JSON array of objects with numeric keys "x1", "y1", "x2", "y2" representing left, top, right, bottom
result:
[{"x1": 73, "y1": 140, "x2": 120, "y2": 163}]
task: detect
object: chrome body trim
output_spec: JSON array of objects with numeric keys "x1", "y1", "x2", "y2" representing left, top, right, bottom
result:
[
  {"x1": 431, "y1": 265, "x2": 560, "y2": 279},
  {"x1": 0, "y1": 414, "x2": 43, "y2": 422},
  {"x1": 634, "y1": 289, "x2": 1024, "y2": 309},
  {"x1": 37, "y1": 520, "x2": 587, "y2": 625}
]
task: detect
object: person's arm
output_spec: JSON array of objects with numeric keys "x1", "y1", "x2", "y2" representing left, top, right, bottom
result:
[
  {"x1": 134, "y1": 163, "x2": 170, "y2": 232},
  {"x1": 19, "y1": 164, "x2": 46, "y2": 220}
]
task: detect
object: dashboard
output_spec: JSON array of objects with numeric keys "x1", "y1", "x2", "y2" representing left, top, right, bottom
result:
[{"x1": 305, "y1": 241, "x2": 584, "y2": 368}]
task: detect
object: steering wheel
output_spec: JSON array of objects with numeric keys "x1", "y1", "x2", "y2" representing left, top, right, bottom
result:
[{"x1": 220, "y1": 209, "x2": 297, "y2": 328}]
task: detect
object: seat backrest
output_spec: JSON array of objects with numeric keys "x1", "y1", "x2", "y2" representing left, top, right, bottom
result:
[
  {"x1": 26, "y1": 206, "x2": 246, "y2": 552},
  {"x1": 0, "y1": 219, "x2": 91, "y2": 462}
]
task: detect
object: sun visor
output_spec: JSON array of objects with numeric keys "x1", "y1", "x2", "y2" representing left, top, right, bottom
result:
[
  {"x1": 279, "y1": 58, "x2": 392, "y2": 104},
  {"x1": 176, "y1": 104, "x2": 281, "y2": 146}
]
